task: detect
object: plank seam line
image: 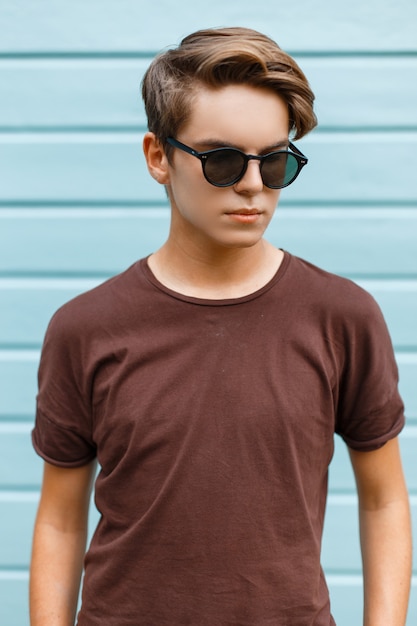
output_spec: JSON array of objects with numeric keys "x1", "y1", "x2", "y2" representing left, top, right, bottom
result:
[
  {"x1": 0, "y1": 572, "x2": 415, "y2": 584},
  {"x1": 1, "y1": 492, "x2": 416, "y2": 504},
  {"x1": 1, "y1": 206, "x2": 417, "y2": 217},
  {"x1": 1, "y1": 126, "x2": 417, "y2": 135},
  {"x1": 6, "y1": 346, "x2": 417, "y2": 356},
  {"x1": 3, "y1": 277, "x2": 417, "y2": 289},
  {"x1": 0, "y1": 570, "x2": 29, "y2": 580},
  {"x1": 325, "y1": 574, "x2": 417, "y2": 586},
  {"x1": 2, "y1": 130, "x2": 417, "y2": 142},
  {"x1": 0, "y1": 51, "x2": 417, "y2": 60},
  {"x1": 0, "y1": 200, "x2": 416, "y2": 208}
]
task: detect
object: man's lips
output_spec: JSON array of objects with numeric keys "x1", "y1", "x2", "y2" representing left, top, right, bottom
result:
[
  {"x1": 225, "y1": 209, "x2": 262, "y2": 223},
  {"x1": 226, "y1": 209, "x2": 261, "y2": 215}
]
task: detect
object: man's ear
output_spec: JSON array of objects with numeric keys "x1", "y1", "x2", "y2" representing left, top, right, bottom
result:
[{"x1": 143, "y1": 132, "x2": 170, "y2": 185}]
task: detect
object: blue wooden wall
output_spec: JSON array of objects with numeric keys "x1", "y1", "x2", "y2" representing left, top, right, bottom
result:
[{"x1": 0, "y1": 1, "x2": 416, "y2": 624}]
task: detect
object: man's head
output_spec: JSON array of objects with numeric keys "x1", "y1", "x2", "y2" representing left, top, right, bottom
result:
[{"x1": 142, "y1": 26, "x2": 317, "y2": 157}]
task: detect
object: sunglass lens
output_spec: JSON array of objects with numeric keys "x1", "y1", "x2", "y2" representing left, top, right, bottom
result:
[
  {"x1": 262, "y1": 153, "x2": 300, "y2": 188},
  {"x1": 283, "y1": 154, "x2": 300, "y2": 187},
  {"x1": 204, "y1": 149, "x2": 246, "y2": 186}
]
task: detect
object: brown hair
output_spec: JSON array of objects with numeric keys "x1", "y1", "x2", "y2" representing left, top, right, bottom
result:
[{"x1": 142, "y1": 27, "x2": 317, "y2": 154}]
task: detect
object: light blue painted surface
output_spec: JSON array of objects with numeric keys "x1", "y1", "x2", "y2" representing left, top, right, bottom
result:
[{"x1": 1, "y1": 1, "x2": 416, "y2": 624}]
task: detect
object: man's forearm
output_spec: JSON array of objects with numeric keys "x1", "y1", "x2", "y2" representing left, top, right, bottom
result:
[
  {"x1": 359, "y1": 498, "x2": 412, "y2": 626},
  {"x1": 30, "y1": 521, "x2": 87, "y2": 626}
]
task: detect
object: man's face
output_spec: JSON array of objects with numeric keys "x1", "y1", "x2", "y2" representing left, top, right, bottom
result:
[{"x1": 165, "y1": 84, "x2": 290, "y2": 254}]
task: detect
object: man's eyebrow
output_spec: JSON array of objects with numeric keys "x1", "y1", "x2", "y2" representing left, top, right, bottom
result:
[
  {"x1": 260, "y1": 140, "x2": 290, "y2": 153},
  {"x1": 192, "y1": 139, "x2": 289, "y2": 153}
]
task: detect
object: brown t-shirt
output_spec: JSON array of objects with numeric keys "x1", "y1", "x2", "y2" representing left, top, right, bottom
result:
[{"x1": 33, "y1": 251, "x2": 404, "y2": 625}]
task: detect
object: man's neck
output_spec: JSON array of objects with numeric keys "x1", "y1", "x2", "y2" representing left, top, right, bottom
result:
[{"x1": 147, "y1": 239, "x2": 284, "y2": 300}]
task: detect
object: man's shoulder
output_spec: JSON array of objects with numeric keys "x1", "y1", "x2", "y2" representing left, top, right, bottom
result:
[
  {"x1": 46, "y1": 260, "x2": 144, "y2": 336},
  {"x1": 287, "y1": 253, "x2": 381, "y2": 318}
]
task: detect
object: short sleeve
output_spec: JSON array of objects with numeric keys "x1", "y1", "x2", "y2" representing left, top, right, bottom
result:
[
  {"x1": 334, "y1": 289, "x2": 405, "y2": 451},
  {"x1": 32, "y1": 303, "x2": 97, "y2": 467}
]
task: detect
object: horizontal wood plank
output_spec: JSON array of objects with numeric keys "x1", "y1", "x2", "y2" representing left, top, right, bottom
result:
[
  {"x1": 321, "y1": 496, "x2": 417, "y2": 572},
  {"x1": 0, "y1": 279, "x2": 99, "y2": 346},
  {"x1": 0, "y1": 59, "x2": 147, "y2": 130},
  {"x1": 1, "y1": 496, "x2": 415, "y2": 571},
  {"x1": 1, "y1": 422, "x2": 415, "y2": 491},
  {"x1": 327, "y1": 578, "x2": 417, "y2": 626},
  {"x1": 0, "y1": 496, "x2": 39, "y2": 567},
  {"x1": 276, "y1": 209, "x2": 417, "y2": 277},
  {"x1": 1, "y1": 0, "x2": 416, "y2": 52},
  {"x1": 1, "y1": 207, "x2": 417, "y2": 277},
  {"x1": 356, "y1": 280, "x2": 417, "y2": 349},
  {"x1": 1, "y1": 279, "x2": 416, "y2": 347},
  {"x1": 329, "y1": 428, "x2": 417, "y2": 492},
  {"x1": 0, "y1": 425, "x2": 43, "y2": 488},
  {"x1": 397, "y1": 354, "x2": 417, "y2": 419},
  {"x1": 0, "y1": 575, "x2": 29, "y2": 626},
  {"x1": 0, "y1": 572, "x2": 415, "y2": 626},
  {"x1": 2, "y1": 355, "x2": 415, "y2": 423},
  {"x1": 0, "y1": 208, "x2": 170, "y2": 276},
  {"x1": 1, "y1": 57, "x2": 417, "y2": 130},
  {"x1": 305, "y1": 57, "x2": 417, "y2": 129},
  {"x1": 0, "y1": 133, "x2": 416, "y2": 203},
  {"x1": 0, "y1": 352, "x2": 38, "y2": 417},
  {"x1": 0, "y1": 495, "x2": 99, "y2": 568}
]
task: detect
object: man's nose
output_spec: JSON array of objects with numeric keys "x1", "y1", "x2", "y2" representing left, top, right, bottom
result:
[{"x1": 234, "y1": 160, "x2": 264, "y2": 192}]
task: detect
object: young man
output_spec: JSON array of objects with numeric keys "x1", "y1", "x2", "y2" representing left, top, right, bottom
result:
[{"x1": 30, "y1": 27, "x2": 411, "y2": 625}]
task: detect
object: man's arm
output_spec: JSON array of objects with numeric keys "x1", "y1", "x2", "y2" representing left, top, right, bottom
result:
[
  {"x1": 30, "y1": 460, "x2": 97, "y2": 626},
  {"x1": 349, "y1": 437, "x2": 412, "y2": 626}
]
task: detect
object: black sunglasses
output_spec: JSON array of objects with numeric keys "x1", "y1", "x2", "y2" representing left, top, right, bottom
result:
[{"x1": 166, "y1": 137, "x2": 308, "y2": 189}]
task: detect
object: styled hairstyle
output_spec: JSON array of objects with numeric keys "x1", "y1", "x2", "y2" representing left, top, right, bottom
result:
[{"x1": 142, "y1": 27, "x2": 317, "y2": 155}]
